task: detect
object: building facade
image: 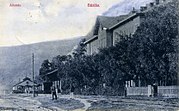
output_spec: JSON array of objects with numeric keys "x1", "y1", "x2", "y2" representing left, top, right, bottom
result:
[
  {"x1": 12, "y1": 77, "x2": 42, "y2": 93},
  {"x1": 42, "y1": 69, "x2": 62, "y2": 94},
  {"x1": 84, "y1": 0, "x2": 172, "y2": 55},
  {"x1": 84, "y1": 13, "x2": 144, "y2": 55}
]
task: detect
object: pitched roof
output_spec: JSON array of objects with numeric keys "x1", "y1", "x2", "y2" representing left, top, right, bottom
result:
[
  {"x1": 13, "y1": 77, "x2": 37, "y2": 87},
  {"x1": 23, "y1": 77, "x2": 32, "y2": 81},
  {"x1": 85, "y1": 11, "x2": 145, "y2": 44},
  {"x1": 85, "y1": 14, "x2": 131, "y2": 42},
  {"x1": 97, "y1": 15, "x2": 128, "y2": 29},
  {"x1": 45, "y1": 69, "x2": 58, "y2": 76},
  {"x1": 109, "y1": 12, "x2": 144, "y2": 30},
  {"x1": 84, "y1": 35, "x2": 98, "y2": 44}
]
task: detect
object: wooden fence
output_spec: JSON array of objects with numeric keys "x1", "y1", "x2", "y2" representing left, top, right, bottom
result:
[
  {"x1": 127, "y1": 86, "x2": 179, "y2": 97},
  {"x1": 158, "y1": 86, "x2": 179, "y2": 97},
  {"x1": 127, "y1": 87, "x2": 148, "y2": 96}
]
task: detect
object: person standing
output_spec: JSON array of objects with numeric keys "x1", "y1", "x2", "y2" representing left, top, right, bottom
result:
[
  {"x1": 70, "y1": 84, "x2": 75, "y2": 98},
  {"x1": 51, "y1": 85, "x2": 57, "y2": 100}
]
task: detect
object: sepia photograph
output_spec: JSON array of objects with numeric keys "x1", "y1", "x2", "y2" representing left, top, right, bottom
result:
[{"x1": 0, "y1": 0, "x2": 178, "y2": 110}]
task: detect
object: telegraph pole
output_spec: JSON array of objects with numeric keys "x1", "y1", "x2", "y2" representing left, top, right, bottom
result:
[{"x1": 32, "y1": 53, "x2": 35, "y2": 97}]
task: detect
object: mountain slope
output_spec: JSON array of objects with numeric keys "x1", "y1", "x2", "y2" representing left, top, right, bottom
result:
[{"x1": 0, "y1": 37, "x2": 82, "y2": 92}]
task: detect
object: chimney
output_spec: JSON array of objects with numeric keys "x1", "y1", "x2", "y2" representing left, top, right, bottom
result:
[
  {"x1": 155, "y1": 0, "x2": 160, "y2": 5},
  {"x1": 147, "y1": 2, "x2": 155, "y2": 9},
  {"x1": 140, "y1": 6, "x2": 147, "y2": 12},
  {"x1": 150, "y1": 2, "x2": 154, "y2": 7},
  {"x1": 131, "y1": 7, "x2": 136, "y2": 13},
  {"x1": 163, "y1": 0, "x2": 166, "y2": 2}
]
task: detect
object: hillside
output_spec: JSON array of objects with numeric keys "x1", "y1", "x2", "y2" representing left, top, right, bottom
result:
[{"x1": 0, "y1": 37, "x2": 82, "y2": 92}]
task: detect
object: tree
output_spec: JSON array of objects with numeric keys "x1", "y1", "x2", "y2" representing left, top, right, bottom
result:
[
  {"x1": 131, "y1": 1, "x2": 178, "y2": 85},
  {"x1": 72, "y1": 38, "x2": 86, "y2": 59},
  {"x1": 39, "y1": 59, "x2": 53, "y2": 81}
]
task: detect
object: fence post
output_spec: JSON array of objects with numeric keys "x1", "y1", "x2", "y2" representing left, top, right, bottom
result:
[{"x1": 148, "y1": 85, "x2": 152, "y2": 97}]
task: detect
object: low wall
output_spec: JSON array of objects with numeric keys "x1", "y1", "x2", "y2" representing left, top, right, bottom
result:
[
  {"x1": 127, "y1": 87, "x2": 148, "y2": 96},
  {"x1": 127, "y1": 86, "x2": 179, "y2": 97},
  {"x1": 158, "y1": 86, "x2": 179, "y2": 97}
]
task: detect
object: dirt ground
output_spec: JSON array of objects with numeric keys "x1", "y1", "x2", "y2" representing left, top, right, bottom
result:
[
  {"x1": 86, "y1": 96, "x2": 179, "y2": 111},
  {"x1": 0, "y1": 94, "x2": 178, "y2": 111}
]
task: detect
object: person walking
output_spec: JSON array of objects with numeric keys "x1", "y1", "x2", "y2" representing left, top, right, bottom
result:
[{"x1": 51, "y1": 85, "x2": 57, "y2": 100}]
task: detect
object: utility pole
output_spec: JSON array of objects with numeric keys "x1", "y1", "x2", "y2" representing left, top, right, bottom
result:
[{"x1": 32, "y1": 53, "x2": 35, "y2": 97}]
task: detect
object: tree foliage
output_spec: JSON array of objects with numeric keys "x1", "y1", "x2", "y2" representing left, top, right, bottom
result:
[{"x1": 38, "y1": 2, "x2": 178, "y2": 95}]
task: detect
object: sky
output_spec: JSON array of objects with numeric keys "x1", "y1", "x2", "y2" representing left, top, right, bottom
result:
[
  {"x1": 0, "y1": 0, "x2": 154, "y2": 47},
  {"x1": 0, "y1": 0, "x2": 122, "y2": 47}
]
